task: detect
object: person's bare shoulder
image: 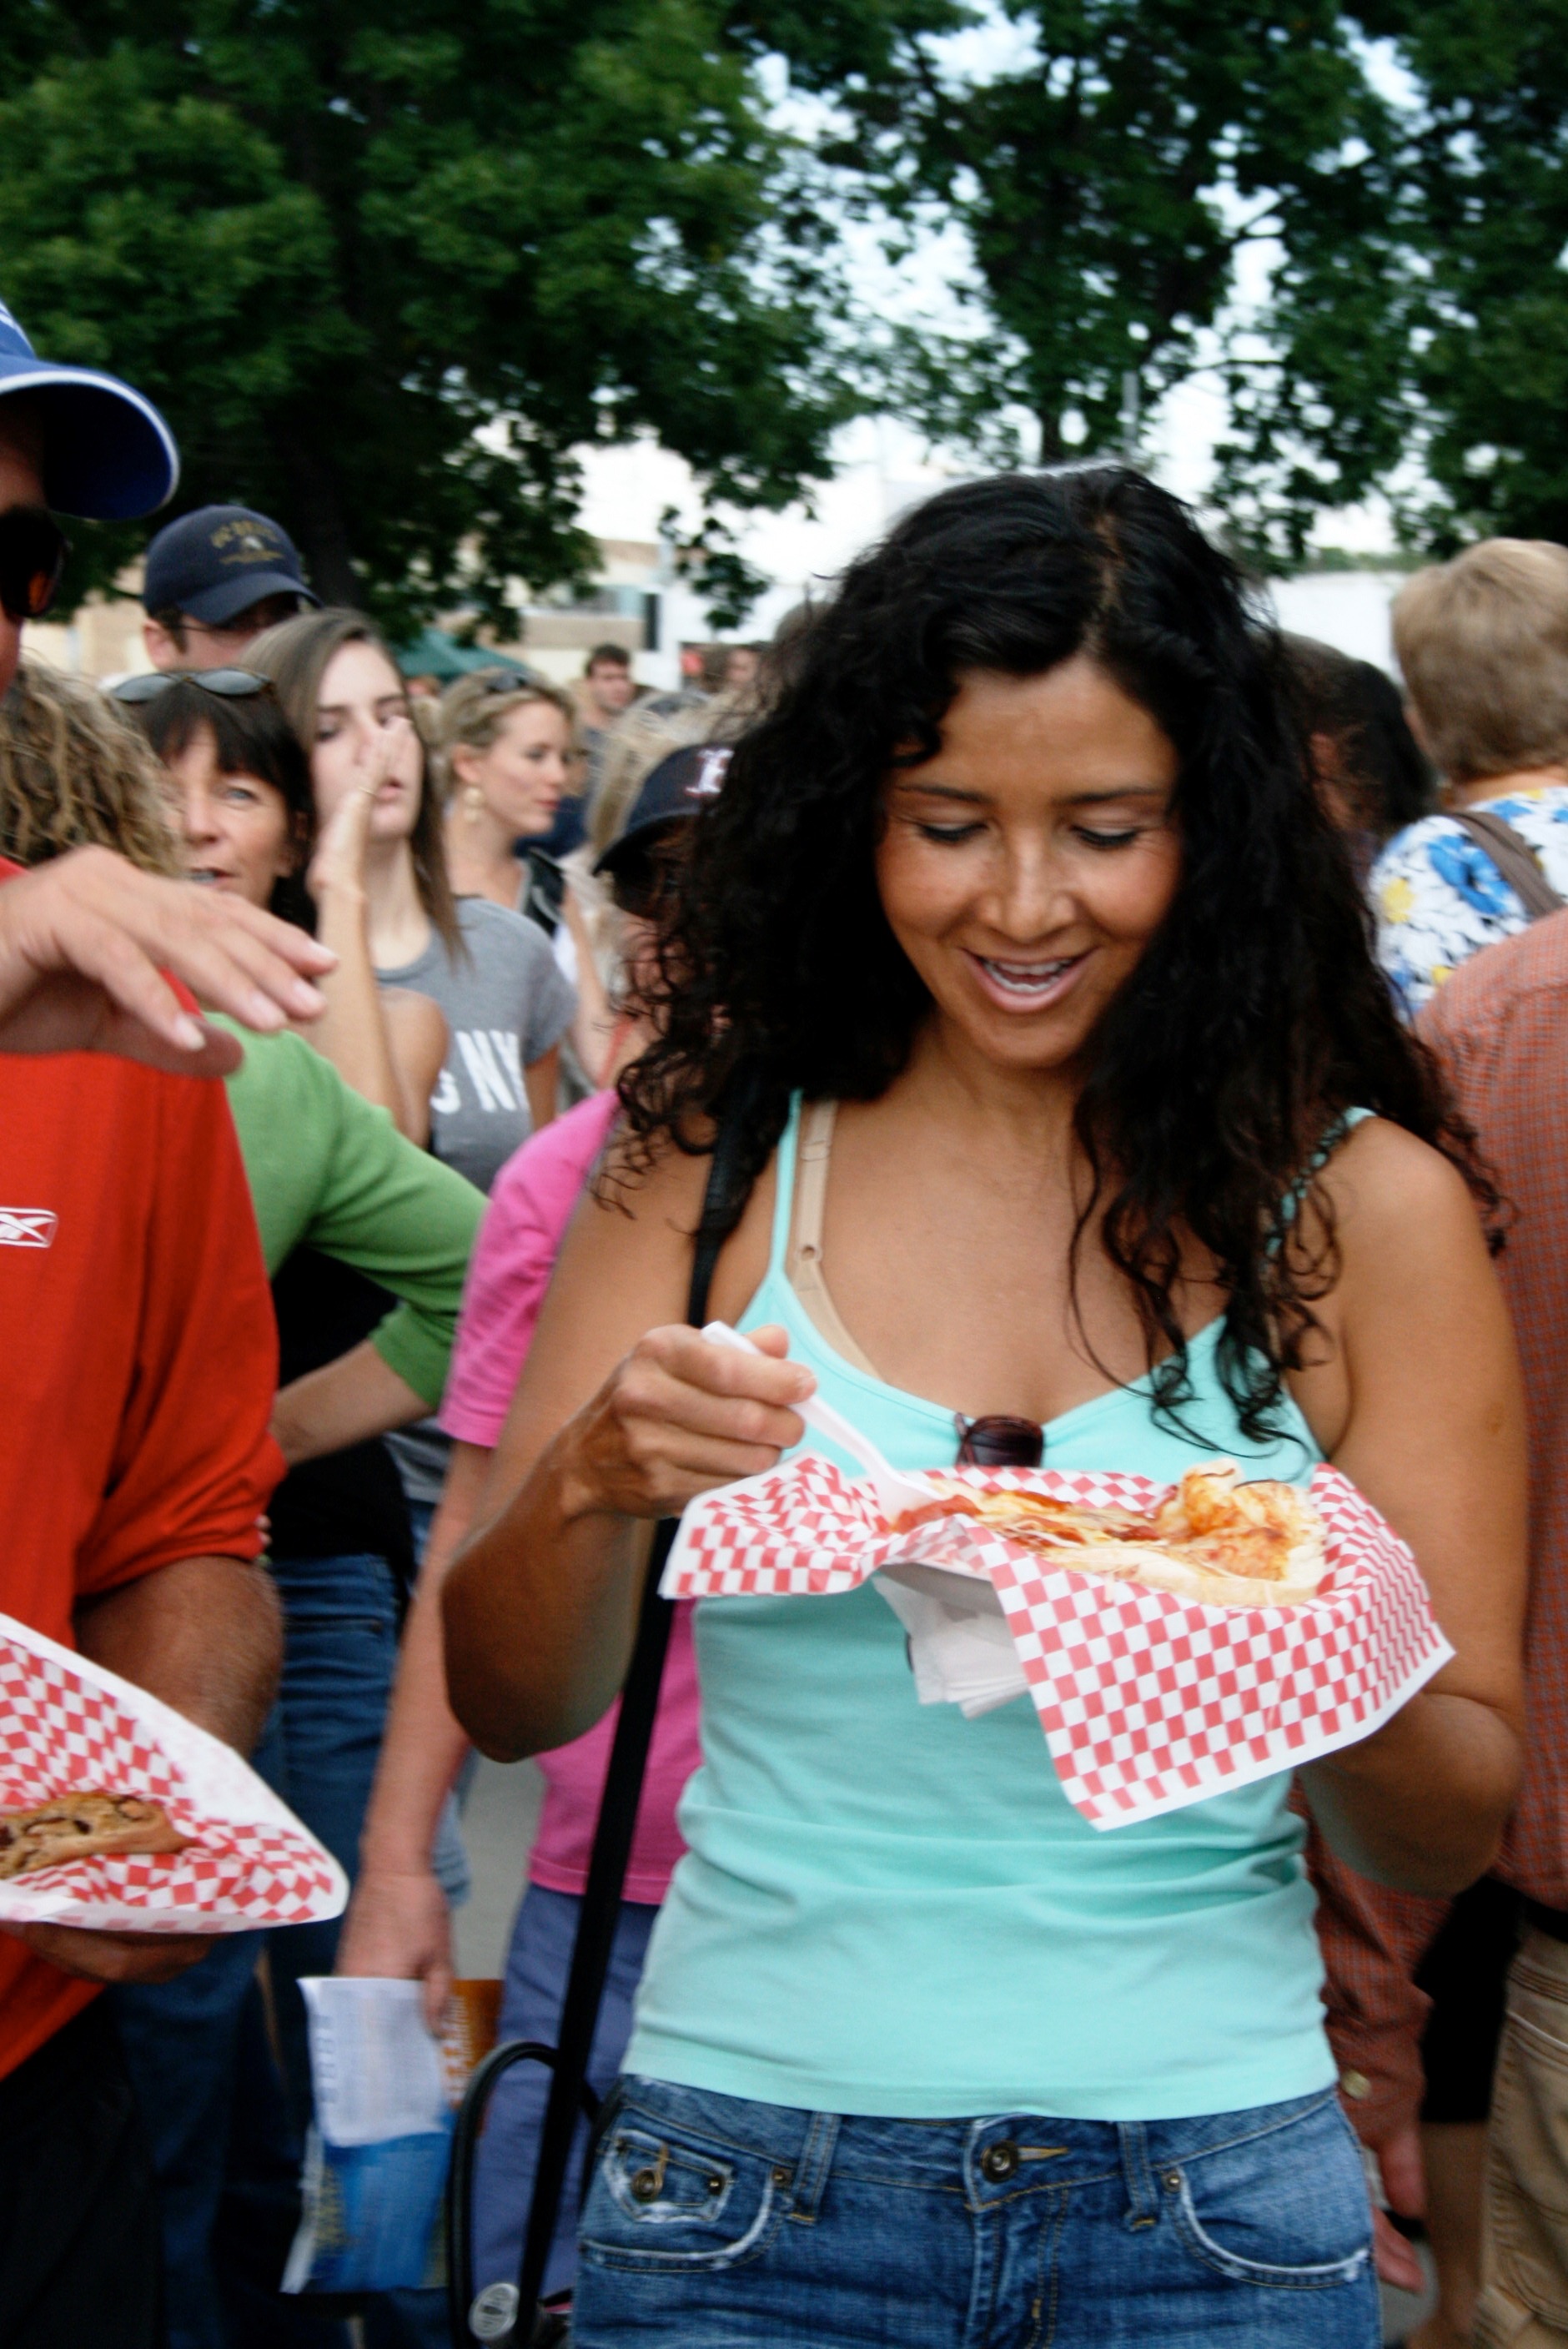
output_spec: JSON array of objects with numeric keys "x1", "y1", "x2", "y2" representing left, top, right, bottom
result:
[
  {"x1": 595, "y1": 1120, "x2": 712, "y2": 1230},
  {"x1": 575, "y1": 1122, "x2": 775, "y2": 1316},
  {"x1": 1311, "y1": 1115, "x2": 1495, "y2": 1306}
]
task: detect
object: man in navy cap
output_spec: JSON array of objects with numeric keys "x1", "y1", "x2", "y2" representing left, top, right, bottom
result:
[{"x1": 142, "y1": 503, "x2": 317, "y2": 672}]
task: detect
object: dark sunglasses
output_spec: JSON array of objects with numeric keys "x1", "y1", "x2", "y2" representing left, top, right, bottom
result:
[
  {"x1": 109, "y1": 669, "x2": 274, "y2": 704},
  {"x1": 955, "y1": 1414, "x2": 1044, "y2": 1469},
  {"x1": 0, "y1": 506, "x2": 70, "y2": 625}
]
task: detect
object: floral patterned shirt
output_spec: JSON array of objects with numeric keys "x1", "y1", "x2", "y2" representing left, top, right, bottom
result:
[{"x1": 1370, "y1": 785, "x2": 1568, "y2": 1016}]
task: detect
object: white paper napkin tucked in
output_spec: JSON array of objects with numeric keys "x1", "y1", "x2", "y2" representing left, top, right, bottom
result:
[{"x1": 874, "y1": 1562, "x2": 1031, "y2": 1717}]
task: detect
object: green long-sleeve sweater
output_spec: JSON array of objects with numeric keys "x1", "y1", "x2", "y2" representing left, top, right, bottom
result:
[{"x1": 216, "y1": 1021, "x2": 485, "y2": 1410}]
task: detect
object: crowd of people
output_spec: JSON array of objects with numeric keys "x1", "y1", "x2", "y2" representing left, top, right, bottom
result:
[{"x1": 1, "y1": 294, "x2": 1566, "y2": 2349}]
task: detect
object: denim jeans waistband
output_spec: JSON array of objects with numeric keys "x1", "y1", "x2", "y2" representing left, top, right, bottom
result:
[{"x1": 611, "y1": 2075, "x2": 1344, "y2": 2201}]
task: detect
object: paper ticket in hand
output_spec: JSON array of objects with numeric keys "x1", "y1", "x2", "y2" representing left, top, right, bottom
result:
[
  {"x1": 662, "y1": 1458, "x2": 1453, "y2": 1828},
  {"x1": 0, "y1": 1609, "x2": 345, "y2": 1932}
]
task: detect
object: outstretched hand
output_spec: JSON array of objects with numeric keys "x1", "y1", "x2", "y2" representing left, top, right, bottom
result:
[{"x1": 0, "y1": 847, "x2": 334, "y2": 1070}]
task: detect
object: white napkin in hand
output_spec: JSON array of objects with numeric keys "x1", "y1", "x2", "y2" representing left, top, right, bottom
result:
[{"x1": 874, "y1": 1562, "x2": 1030, "y2": 1718}]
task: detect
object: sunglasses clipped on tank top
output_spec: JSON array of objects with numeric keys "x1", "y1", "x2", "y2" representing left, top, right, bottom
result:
[{"x1": 955, "y1": 1413, "x2": 1044, "y2": 1468}]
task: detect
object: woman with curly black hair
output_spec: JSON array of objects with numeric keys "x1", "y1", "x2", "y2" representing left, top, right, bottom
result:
[{"x1": 444, "y1": 467, "x2": 1526, "y2": 2346}]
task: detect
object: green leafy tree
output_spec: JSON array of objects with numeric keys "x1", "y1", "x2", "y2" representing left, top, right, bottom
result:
[
  {"x1": 0, "y1": 0, "x2": 957, "y2": 626},
  {"x1": 1347, "y1": 0, "x2": 1568, "y2": 551},
  {"x1": 876, "y1": 0, "x2": 1411, "y2": 560}
]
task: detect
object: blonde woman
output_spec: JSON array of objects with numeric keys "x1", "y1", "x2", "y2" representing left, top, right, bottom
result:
[
  {"x1": 439, "y1": 666, "x2": 575, "y2": 913},
  {"x1": 439, "y1": 663, "x2": 621, "y2": 1090}
]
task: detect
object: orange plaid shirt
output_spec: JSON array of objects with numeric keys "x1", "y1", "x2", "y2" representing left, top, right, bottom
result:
[{"x1": 1314, "y1": 911, "x2": 1568, "y2": 2143}]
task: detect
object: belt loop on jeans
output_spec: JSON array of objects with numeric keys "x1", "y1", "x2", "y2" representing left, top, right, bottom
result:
[
  {"x1": 1118, "y1": 2122, "x2": 1160, "y2": 2231},
  {"x1": 787, "y1": 2111, "x2": 840, "y2": 2222}
]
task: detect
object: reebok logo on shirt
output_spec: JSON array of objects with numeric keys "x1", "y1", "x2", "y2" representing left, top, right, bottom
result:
[{"x1": 0, "y1": 1208, "x2": 57, "y2": 1249}]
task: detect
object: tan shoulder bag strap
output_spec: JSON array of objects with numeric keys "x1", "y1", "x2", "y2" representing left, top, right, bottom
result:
[{"x1": 1450, "y1": 809, "x2": 1568, "y2": 923}]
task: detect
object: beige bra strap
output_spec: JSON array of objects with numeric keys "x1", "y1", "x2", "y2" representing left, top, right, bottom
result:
[{"x1": 785, "y1": 1099, "x2": 882, "y2": 1378}]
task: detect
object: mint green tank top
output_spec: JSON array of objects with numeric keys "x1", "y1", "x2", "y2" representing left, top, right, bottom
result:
[{"x1": 626, "y1": 1097, "x2": 1345, "y2": 2120}]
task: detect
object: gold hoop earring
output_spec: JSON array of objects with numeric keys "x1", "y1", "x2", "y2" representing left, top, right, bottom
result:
[{"x1": 464, "y1": 785, "x2": 485, "y2": 823}]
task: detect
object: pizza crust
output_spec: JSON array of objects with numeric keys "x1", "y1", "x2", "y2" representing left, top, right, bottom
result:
[{"x1": 0, "y1": 1792, "x2": 189, "y2": 1879}]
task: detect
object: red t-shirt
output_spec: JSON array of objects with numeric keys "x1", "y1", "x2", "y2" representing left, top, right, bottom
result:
[{"x1": 0, "y1": 942, "x2": 283, "y2": 2077}]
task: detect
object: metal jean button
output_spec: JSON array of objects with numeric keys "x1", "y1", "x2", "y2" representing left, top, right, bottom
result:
[{"x1": 981, "y1": 2140, "x2": 1020, "y2": 2182}]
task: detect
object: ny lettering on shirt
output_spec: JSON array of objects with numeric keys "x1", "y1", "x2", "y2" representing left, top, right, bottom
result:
[{"x1": 433, "y1": 1029, "x2": 525, "y2": 1119}]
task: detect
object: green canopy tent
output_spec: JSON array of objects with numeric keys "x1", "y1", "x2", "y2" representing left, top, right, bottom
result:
[{"x1": 395, "y1": 627, "x2": 531, "y2": 683}]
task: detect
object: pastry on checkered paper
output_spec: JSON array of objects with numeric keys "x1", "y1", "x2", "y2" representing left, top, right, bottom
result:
[
  {"x1": 0, "y1": 1791, "x2": 190, "y2": 1879},
  {"x1": 894, "y1": 1460, "x2": 1326, "y2": 1608}
]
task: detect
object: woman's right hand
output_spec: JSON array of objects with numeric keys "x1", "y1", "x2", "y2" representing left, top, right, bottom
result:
[
  {"x1": 335, "y1": 1863, "x2": 455, "y2": 2031},
  {"x1": 558, "y1": 1321, "x2": 813, "y2": 1522}
]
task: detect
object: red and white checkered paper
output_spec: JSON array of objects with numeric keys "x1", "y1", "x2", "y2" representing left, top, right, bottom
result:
[
  {"x1": 662, "y1": 1457, "x2": 1454, "y2": 1828},
  {"x1": 0, "y1": 1611, "x2": 347, "y2": 1932}
]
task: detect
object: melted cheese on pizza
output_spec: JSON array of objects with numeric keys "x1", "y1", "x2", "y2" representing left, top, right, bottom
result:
[{"x1": 894, "y1": 1461, "x2": 1324, "y2": 1606}]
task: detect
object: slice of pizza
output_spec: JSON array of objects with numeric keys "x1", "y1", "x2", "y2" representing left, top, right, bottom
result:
[
  {"x1": 0, "y1": 1792, "x2": 190, "y2": 1880},
  {"x1": 894, "y1": 1461, "x2": 1325, "y2": 1607}
]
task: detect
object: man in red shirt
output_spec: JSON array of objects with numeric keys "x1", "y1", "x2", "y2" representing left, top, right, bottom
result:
[{"x1": 0, "y1": 309, "x2": 286, "y2": 2348}]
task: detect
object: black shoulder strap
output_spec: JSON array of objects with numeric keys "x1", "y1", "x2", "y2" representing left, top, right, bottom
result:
[
  {"x1": 1450, "y1": 808, "x2": 1568, "y2": 923},
  {"x1": 510, "y1": 1069, "x2": 763, "y2": 2339}
]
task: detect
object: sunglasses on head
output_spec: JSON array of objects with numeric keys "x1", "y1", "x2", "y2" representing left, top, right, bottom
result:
[
  {"x1": 109, "y1": 669, "x2": 274, "y2": 704},
  {"x1": 0, "y1": 506, "x2": 70, "y2": 625}
]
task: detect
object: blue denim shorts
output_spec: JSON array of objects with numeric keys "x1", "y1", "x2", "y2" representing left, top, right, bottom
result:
[{"x1": 571, "y1": 2076, "x2": 1377, "y2": 2347}]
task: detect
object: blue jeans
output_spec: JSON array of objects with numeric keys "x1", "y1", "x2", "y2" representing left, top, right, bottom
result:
[
  {"x1": 573, "y1": 2078, "x2": 1378, "y2": 2347},
  {"x1": 116, "y1": 1553, "x2": 449, "y2": 2349},
  {"x1": 472, "y1": 1884, "x2": 659, "y2": 2304}
]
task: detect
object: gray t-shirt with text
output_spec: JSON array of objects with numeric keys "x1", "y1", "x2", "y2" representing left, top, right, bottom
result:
[
  {"x1": 379, "y1": 895, "x2": 574, "y2": 1503},
  {"x1": 379, "y1": 896, "x2": 575, "y2": 1196}
]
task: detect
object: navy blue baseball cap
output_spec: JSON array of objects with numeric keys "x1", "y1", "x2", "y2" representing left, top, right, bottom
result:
[
  {"x1": 594, "y1": 742, "x2": 732, "y2": 876},
  {"x1": 142, "y1": 505, "x2": 319, "y2": 625},
  {"x1": 0, "y1": 299, "x2": 178, "y2": 520}
]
